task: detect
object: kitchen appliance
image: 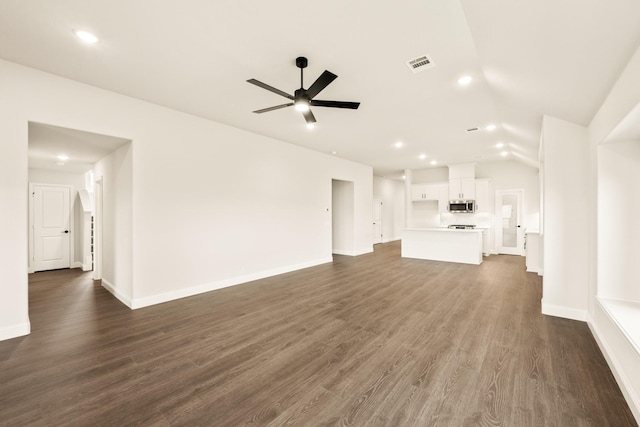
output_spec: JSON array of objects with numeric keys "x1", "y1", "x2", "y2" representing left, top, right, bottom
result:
[
  {"x1": 449, "y1": 200, "x2": 475, "y2": 213},
  {"x1": 447, "y1": 224, "x2": 476, "y2": 230}
]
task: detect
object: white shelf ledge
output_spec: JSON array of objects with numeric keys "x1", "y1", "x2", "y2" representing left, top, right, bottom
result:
[{"x1": 598, "y1": 297, "x2": 640, "y2": 356}]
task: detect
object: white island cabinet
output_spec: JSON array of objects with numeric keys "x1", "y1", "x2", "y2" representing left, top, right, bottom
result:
[{"x1": 401, "y1": 228, "x2": 484, "y2": 265}]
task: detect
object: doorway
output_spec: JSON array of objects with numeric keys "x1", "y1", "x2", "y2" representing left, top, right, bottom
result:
[
  {"x1": 373, "y1": 198, "x2": 382, "y2": 244},
  {"x1": 331, "y1": 179, "x2": 355, "y2": 255},
  {"x1": 495, "y1": 189, "x2": 525, "y2": 255}
]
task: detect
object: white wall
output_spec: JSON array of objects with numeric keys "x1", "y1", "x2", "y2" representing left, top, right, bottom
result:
[
  {"x1": 28, "y1": 168, "x2": 85, "y2": 266},
  {"x1": 0, "y1": 59, "x2": 373, "y2": 338},
  {"x1": 94, "y1": 143, "x2": 133, "y2": 304},
  {"x1": 373, "y1": 176, "x2": 404, "y2": 241},
  {"x1": 0, "y1": 110, "x2": 29, "y2": 341},
  {"x1": 541, "y1": 115, "x2": 589, "y2": 321},
  {"x1": 597, "y1": 140, "x2": 640, "y2": 301},
  {"x1": 412, "y1": 167, "x2": 448, "y2": 183}
]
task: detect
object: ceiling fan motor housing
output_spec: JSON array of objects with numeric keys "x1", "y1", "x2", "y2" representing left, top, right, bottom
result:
[{"x1": 296, "y1": 56, "x2": 308, "y2": 69}]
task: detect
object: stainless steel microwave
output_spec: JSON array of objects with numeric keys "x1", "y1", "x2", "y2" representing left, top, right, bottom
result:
[{"x1": 449, "y1": 200, "x2": 475, "y2": 213}]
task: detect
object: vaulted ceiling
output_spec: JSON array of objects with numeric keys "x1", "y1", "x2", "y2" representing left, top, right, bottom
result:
[{"x1": 2, "y1": 0, "x2": 639, "y2": 178}]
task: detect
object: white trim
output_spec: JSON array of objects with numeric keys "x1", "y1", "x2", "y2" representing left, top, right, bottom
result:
[
  {"x1": 589, "y1": 303, "x2": 640, "y2": 425},
  {"x1": 381, "y1": 237, "x2": 400, "y2": 244},
  {"x1": 130, "y1": 257, "x2": 333, "y2": 309},
  {"x1": 0, "y1": 322, "x2": 31, "y2": 341},
  {"x1": 81, "y1": 263, "x2": 92, "y2": 272},
  {"x1": 93, "y1": 177, "x2": 103, "y2": 281},
  {"x1": 333, "y1": 248, "x2": 374, "y2": 256},
  {"x1": 72, "y1": 261, "x2": 83, "y2": 269},
  {"x1": 537, "y1": 268, "x2": 544, "y2": 276},
  {"x1": 101, "y1": 279, "x2": 133, "y2": 309},
  {"x1": 541, "y1": 299, "x2": 588, "y2": 321}
]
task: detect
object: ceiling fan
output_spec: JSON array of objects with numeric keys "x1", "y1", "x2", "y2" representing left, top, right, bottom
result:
[{"x1": 247, "y1": 57, "x2": 360, "y2": 127}]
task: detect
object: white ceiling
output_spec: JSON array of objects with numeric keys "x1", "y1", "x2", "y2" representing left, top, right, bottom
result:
[
  {"x1": 28, "y1": 123, "x2": 130, "y2": 173},
  {"x1": 2, "y1": 0, "x2": 639, "y2": 178}
]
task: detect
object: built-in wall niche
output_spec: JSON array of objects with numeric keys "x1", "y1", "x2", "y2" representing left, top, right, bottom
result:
[{"x1": 597, "y1": 138, "x2": 640, "y2": 352}]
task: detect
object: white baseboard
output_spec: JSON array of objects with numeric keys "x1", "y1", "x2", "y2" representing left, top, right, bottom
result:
[
  {"x1": 81, "y1": 263, "x2": 92, "y2": 272},
  {"x1": 541, "y1": 300, "x2": 588, "y2": 321},
  {"x1": 101, "y1": 279, "x2": 134, "y2": 309},
  {"x1": 333, "y1": 249, "x2": 354, "y2": 255},
  {"x1": 538, "y1": 268, "x2": 544, "y2": 276},
  {"x1": 130, "y1": 256, "x2": 333, "y2": 310},
  {"x1": 72, "y1": 262, "x2": 83, "y2": 269},
  {"x1": 382, "y1": 237, "x2": 400, "y2": 244},
  {"x1": 589, "y1": 304, "x2": 640, "y2": 425},
  {"x1": 333, "y1": 248, "x2": 373, "y2": 256},
  {"x1": 0, "y1": 321, "x2": 31, "y2": 341}
]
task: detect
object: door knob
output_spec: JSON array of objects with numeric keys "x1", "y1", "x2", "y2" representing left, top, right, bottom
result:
[{"x1": 63, "y1": 230, "x2": 69, "y2": 233}]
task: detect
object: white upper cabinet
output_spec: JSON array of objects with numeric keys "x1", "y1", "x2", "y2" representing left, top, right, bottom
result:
[
  {"x1": 448, "y1": 177, "x2": 476, "y2": 200},
  {"x1": 448, "y1": 163, "x2": 476, "y2": 200},
  {"x1": 411, "y1": 183, "x2": 440, "y2": 201}
]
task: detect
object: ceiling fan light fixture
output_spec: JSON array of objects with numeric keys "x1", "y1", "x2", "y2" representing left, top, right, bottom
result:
[
  {"x1": 294, "y1": 100, "x2": 310, "y2": 112},
  {"x1": 74, "y1": 29, "x2": 99, "y2": 44},
  {"x1": 457, "y1": 75, "x2": 472, "y2": 86},
  {"x1": 306, "y1": 122, "x2": 315, "y2": 129}
]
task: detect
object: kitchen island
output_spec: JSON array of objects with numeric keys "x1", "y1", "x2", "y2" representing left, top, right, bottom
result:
[{"x1": 401, "y1": 228, "x2": 484, "y2": 265}]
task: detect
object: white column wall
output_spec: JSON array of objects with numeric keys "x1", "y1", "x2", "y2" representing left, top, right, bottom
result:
[
  {"x1": 0, "y1": 59, "x2": 373, "y2": 339},
  {"x1": 0, "y1": 118, "x2": 29, "y2": 340},
  {"x1": 540, "y1": 115, "x2": 589, "y2": 321},
  {"x1": 587, "y1": 44, "x2": 640, "y2": 423},
  {"x1": 93, "y1": 144, "x2": 133, "y2": 304}
]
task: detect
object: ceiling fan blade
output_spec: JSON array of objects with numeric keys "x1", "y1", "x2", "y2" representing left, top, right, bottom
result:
[
  {"x1": 247, "y1": 79, "x2": 294, "y2": 100},
  {"x1": 302, "y1": 109, "x2": 316, "y2": 124},
  {"x1": 253, "y1": 103, "x2": 294, "y2": 114},
  {"x1": 306, "y1": 70, "x2": 337, "y2": 99},
  {"x1": 311, "y1": 100, "x2": 360, "y2": 109}
]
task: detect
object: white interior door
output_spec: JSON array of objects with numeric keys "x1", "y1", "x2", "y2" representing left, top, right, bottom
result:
[
  {"x1": 373, "y1": 198, "x2": 383, "y2": 244},
  {"x1": 495, "y1": 189, "x2": 524, "y2": 255},
  {"x1": 32, "y1": 185, "x2": 71, "y2": 271}
]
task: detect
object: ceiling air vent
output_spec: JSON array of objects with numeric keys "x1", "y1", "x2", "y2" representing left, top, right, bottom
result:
[{"x1": 406, "y1": 55, "x2": 434, "y2": 73}]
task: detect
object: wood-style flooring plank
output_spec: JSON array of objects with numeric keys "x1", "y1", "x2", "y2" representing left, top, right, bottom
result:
[{"x1": 0, "y1": 241, "x2": 636, "y2": 427}]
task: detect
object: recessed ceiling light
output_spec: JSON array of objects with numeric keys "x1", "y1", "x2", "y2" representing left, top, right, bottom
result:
[
  {"x1": 430, "y1": 160, "x2": 438, "y2": 165},
  {"x1": 74, "y1": 29, "x2": 99, "y2": 44},
  {"x1": 419, "y1": 154, "x2": 427, "y2": 160},
  {"x1": 331, "y1": 151, "x2": 337, "y2": 155},
  {"x1": 457, "y1": 75, "x2": 472, "y2": 86},
  {"x1": 394, "y1": 141, "x2": 403, "y2": 148},
  {"x1": 402, "y1": 175, "x2": 406, "y2": 180},
  {"x1": 496, "y1": 142, "x2": 504, "y2": 148},
  {"x1": 57, "y1": 154, "x2": 69, "y2": 161},
  {"x1": 486, "y1": 124, "x2": 497, "y2": 131},
  {"x1": 500, "y1": 151, "x2": 509, "y2": 156},
  {"x1": 306, "y1": 122, "x2": 315, "y2": 130}
]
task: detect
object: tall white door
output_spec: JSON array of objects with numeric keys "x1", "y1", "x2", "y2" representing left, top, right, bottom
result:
[
  {"x1": 32, "y1": 185, "x2": 71, "y2": 271},
  {"x1": 495, "y1": 189, "x2": 524, "y2": 255},
  {"x1": 373, "y1": 198, "x2": 383, "y2": 244}
]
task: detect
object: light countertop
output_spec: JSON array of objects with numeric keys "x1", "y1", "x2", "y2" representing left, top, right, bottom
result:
[{"x1": 403, "y1": 228, "x2": 483, "y2": 233}]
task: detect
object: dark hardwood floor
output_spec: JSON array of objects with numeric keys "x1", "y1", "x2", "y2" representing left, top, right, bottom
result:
[{"x1": 0, "y1": 241, "x2": 636, "y2": 426}]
